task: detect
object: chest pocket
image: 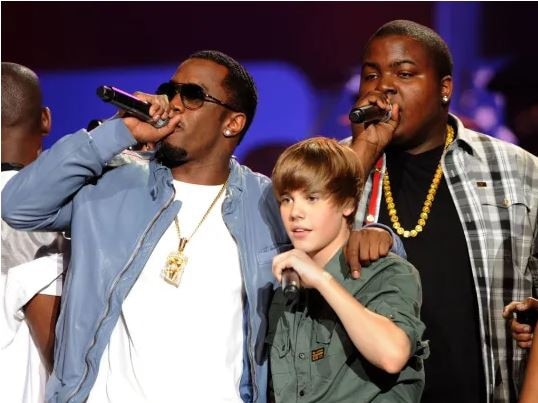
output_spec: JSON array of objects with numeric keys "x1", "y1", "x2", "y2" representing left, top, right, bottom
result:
[
  {"x1": 266, "y1": 292, "x2": 294, "y2": 397},
  {"x1": 477, "y1": 180, "x2": 529, "y2": 227},
  {"x1": 254, "y1": 243, "x2": 292, "y2": 286},
  {"x1": 311, "y1": 307, "x2": 355, "y2": 381},
  {"x1": 256, "y1": 243, "x2": 292, "y2": 266},
  {"x1": 266, "y1": 292, "x2": 292, "y2": 360},
  {"x1": 477, "y1": 184, "x2": 531, "y2": 271}
]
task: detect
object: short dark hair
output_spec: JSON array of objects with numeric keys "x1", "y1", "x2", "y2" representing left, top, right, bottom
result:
[
  {"x1": 367, "y1": 19, "x2": 453, "y2": 79},
  {"x1": 188, "y1": 50, "x2": 257, "y2": 143},
  {"x1": 1, "y1": 62, "x2": 43, "y2": 130}
]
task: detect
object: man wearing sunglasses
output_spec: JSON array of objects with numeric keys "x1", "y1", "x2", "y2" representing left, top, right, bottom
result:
[
  {"x1": 2, "y1": 49, "x2": 286, "y2": 403},
  {"x1": 3, "y1": 50, "x2": 401, "y2": 403}
]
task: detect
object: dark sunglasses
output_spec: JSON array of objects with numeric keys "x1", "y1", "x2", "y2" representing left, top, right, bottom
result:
[{"x1": 156, "y1": 81, "x2": 238, "y2": 111}]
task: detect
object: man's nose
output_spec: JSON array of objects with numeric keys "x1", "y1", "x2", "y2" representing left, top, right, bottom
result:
[
  {"x1": 376, "y1": 73, "x2": 397, "y2": 96},
  {"x1": 290, "y1": 202, "x2": 305, "y2": 219},
  {"x1": 170, "y1": 94, "x2": 186, "y2": 113}
]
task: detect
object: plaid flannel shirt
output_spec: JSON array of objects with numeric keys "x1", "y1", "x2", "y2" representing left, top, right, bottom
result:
[{"x1": 353, "y1": 114, "x2": 538, "y2": 403}]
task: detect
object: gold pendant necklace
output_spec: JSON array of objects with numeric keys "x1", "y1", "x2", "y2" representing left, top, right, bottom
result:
[
  {"x1": 162, "y1": 176, "x2": 229, "y2": 286},
  {"x1": 164, "y1": 238, "x2": 189, "y2": 286},
  {"x1": 382, "y1": 124, "x2": 454, "y2": 238}
]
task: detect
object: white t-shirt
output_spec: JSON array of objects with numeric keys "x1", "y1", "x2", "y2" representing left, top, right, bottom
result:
[
  {"x1": 1, "y1": 166, "x2": 64, "y2": 403},
  {"x1": 0, "y1": 254, "x2": 64, "y2": 403},
  {"x1": 88, "y1": 180, "x2": 244, "y2": 403}
]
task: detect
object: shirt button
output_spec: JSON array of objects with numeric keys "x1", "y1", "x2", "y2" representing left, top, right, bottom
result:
[
  {"x1": 299, "y1": 390, "x2": 305, "y2": 397},
  {"x1": 366, "y1": 214, "x2": 375, "y2": 222},
  {"x1": 503, "y1": 198, "x2": 510, "y2": 207},
  {"x1": 299, "y1": 353, "x2": 305, "y2": 359}
]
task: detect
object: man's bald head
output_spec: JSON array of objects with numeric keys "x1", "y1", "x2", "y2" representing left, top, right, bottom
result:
[
  {"x1": 2, "y1": 62, "x2": 44, "y2": 132},
  {"x1": 2, "y1": 62, "x2": 51, "y2": 166}
]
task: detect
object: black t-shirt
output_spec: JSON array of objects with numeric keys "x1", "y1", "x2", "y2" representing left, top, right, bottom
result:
[{"x1": 378, "y1": 145, "x2": 486, "y2": 403}]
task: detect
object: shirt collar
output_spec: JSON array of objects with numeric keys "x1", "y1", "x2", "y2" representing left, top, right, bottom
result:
[{"x1": 447, "y1": 113, "x2": 488, "y2": 163}]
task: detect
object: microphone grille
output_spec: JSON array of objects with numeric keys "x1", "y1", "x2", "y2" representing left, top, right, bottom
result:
[{"x1": 96, "y1": 85, "x2": 113, "y2": 101}]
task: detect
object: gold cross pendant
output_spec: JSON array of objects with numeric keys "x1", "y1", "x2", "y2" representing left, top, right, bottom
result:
[{"x1": 162, "y1": 238, "x2": 188, "y2": 287}]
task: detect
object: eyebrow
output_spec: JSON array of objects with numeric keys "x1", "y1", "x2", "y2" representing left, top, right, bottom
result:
[
  {"x1": 362, "y1": 59, "x2": 417, "y2": 70},
  {"x1": 362, "y1": 61, "x2": 380, "y2": 70},
  {"x1": 389, "y1": 59, "x2": 417, "y2": 68}
]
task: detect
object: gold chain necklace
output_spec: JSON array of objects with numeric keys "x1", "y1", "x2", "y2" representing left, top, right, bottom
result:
[
  {"x1": 162, "y1": 176, "x2": 229, "y2": 286},
  {"x1": 383, "y1": 124, "x2": 454, "y2": 238}
]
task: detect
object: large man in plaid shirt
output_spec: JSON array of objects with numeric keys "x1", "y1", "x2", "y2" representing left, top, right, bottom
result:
[{"x1": 346, "y1": 20, "x2": 538, "y2": 403}]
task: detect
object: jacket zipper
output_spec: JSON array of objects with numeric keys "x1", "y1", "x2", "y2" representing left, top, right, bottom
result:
[
  {"x1": 66, "y1": 191, "x2": 175, "y2": 402},
  {"x1": 223, "y1": 188, "x2": 258, "y2": 402}
]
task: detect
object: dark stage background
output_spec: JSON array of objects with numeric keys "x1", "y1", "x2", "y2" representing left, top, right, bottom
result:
[{"x1": 3, "y1": 2, "x2": 537, "y2": 173}]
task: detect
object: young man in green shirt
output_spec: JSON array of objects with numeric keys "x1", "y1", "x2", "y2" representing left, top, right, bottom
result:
[{"x1": 267, "y1": 137, "x2": 427, "y2": 402}]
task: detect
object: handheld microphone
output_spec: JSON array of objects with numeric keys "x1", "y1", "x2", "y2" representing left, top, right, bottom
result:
[
  {"x1": 96, "y1": 85, "x2": 168, "y2": 128},
  {"x1": 349, "y1": 105, "x2": 391, "y2": 124},
  {"x1": 281, "y1": 268, "x2": 301, "y2": 300}
]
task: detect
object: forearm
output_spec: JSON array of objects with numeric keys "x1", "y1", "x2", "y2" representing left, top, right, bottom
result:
[
  {"x1": 315, "y1": 273, "x2": 411, "y2": 373},
  {"x1": 348, "y1": 136, "x2": 383, "y2": 181},
  {"x1": 2, "y1": 119, "x2": 136, "y2": 231},
  {"x1": 24, "y1": 294, "x2": 61, "y2": 374}
]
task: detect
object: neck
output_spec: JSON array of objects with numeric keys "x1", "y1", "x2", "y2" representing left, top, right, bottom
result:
[
  {"x1": 2, "y1": 135, "x2": 41, "y2": 167},
  {"x1": 402, "y1": 119, "x2": 450, "y2": 155},
  {"x1": 170, "y1": 159, "x2": 231, "y2": 185},
  {"x1": 310, "y1": 226, "x2": 350, "y2": 267}
]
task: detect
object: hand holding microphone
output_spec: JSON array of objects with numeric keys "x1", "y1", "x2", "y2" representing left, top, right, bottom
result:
[
  {"x1": 348, "y1": 89, "x2": 395, "y2": 125},
  {"x1": 273, "y1": 249, "x2": 331, "y2": 301},
  {"x1": 347, "y1": 94, "x2": 398, "y2": 179},
  {"x1": 97, "y1": 85, "x2": 169, "y2": 128},
  {"x1": 349, "y1": 104, "x2": 391, "y2": 124}
]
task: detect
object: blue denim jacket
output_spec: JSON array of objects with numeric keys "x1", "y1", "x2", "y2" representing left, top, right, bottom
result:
[{"x1": 2, "y1": 119, "x2": 291, "y2": 402}]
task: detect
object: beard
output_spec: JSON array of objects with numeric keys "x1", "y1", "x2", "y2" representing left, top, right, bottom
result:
[{"x1": 155, "y1": 141, "x2": 188, "y2": 168}]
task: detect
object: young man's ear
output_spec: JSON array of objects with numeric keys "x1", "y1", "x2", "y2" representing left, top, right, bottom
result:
[
  {"x1": 223, "y1": 112, "x2": 246, "y2": 138},
  {"x1": 342, "y1": 199, "x2": 356, "y2": 218}
]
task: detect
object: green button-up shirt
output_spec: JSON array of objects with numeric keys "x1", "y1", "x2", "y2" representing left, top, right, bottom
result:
[{"x1": 267, "y1": 250, "x2": 427, "y2": 402}]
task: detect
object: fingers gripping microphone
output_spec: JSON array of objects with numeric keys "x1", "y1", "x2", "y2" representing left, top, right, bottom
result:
[
  {"x1": 96, "y1": 85, "x2": 168, "y2": 128},
  {"x1": 349, "y1": 105, "x2": 391, "y2": 124},
  {"x1": 282, "y1": 268, "x2": 301, "y2": 300}
]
